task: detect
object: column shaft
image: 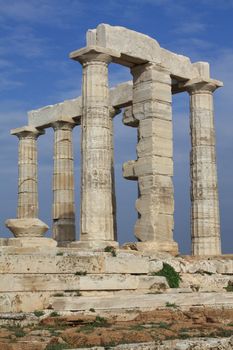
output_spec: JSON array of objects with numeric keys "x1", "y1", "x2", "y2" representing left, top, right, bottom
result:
[
  {"x1": 17, "y1": 130, "x2": 42, "y2": 218},
  {"x1": 80, "y1": 55, "x2": 115, "y2": 244},
  {"x1": 52, "y1": 121, "x2": 76, "y2": 244},
  {"x1": 188, "y1": 81, "x2": 221, "y2": 255},
  {"x1": 131, "y1": 63, "x2": 178, "y2": 253}
]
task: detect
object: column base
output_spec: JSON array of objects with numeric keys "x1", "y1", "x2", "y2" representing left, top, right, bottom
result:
[
  {"x1": 192, "y1": 236, "x2": 221, "y2": 256},
  {"x1": 0, "y1": 237, "x2": 57, "y2": 248},
  {"x1": 68, "y1": 240, "x2": 119, "y2": 250},
  {"x1": 5, "y1": 218, "x2": 49, "y2": 237},
  {"x1": 132, "y1": 240, "x2": 179, "y2": 255},
  {"x1": 53, "y1": 219, "x2": 76, "y2": 245}
]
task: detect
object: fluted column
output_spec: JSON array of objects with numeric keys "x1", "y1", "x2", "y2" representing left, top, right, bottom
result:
[
  {"x1": 5, "y1": 126, "x2": 52, "y2": 245},
  {"x1": 69, "y1": 47, "x2": 118, "y2": 249},
  {"x1": 128, "y1": 63, "x2": 178, "y2": 254},
  {"x1": 52, "y1": 120, "x2": 76, "y2": 246},
  {"x1": 185, "y1": 79, "x2": 222, "y2": 256}
]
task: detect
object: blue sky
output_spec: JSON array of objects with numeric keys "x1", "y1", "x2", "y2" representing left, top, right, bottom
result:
[{"x1": 0, "y1": 0, "x2": 233, "y2": 254}]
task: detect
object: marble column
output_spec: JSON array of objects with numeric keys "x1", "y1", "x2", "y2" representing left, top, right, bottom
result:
[
  {"x1": 128, "y1": 63, "x2": 178, "y2": 254},
  {"x1": 5, "y1": 126, "x2": 53, "y2": 246},
  {"x1": 69, "y1": 47, "x2": 118, "y2": 249},
  {"x1": 185, "y1": 78, "x2": 222, "y2": 256},
  {"x1": 52, "y1": 120, "x2": 76, "y2": 246}
]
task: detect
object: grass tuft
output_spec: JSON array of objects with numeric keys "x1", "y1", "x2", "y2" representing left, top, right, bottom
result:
[{"x1": 151, "y1": 263, "x2": 181, "y2": 288}]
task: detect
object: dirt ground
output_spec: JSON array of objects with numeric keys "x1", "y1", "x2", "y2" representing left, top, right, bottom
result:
[{"x1": 0, "y1": 306, "x2": 233, "y2": 349}]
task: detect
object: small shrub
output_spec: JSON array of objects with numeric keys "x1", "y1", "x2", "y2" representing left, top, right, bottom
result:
[
  {"x1": 79, "y1": 315, "x2": 108, "y2": 333},
  {"x1": 50, "y1": 311, "x2": 60, "y2": 317},
  {"x1": 53, "y1": 293, "x2": 64, "y2": 297},
  {"x1": 34, "y1": 310, "x2": 45, "y2": 317},
  {"x1": 104, "y1": 246, "x2": 117, "y2": 257},
  {"x1": 14, "y1": 326, "x2": 26, "y2": 338},
  {"x1": 74, "y1": 271, "x2": 87, "y2": 276},
  {"x1": 151, "y1": 263, "x2": 181, "y2": 288},
  {"x1": 224, "y1": 282, "x2": 233, "y2": 292},
  {"x1": 94, "y1": 315, "x2": 108, "y2": 327},
  {"x1": 56, "y1": 252, "x2": 64, "y2": 256},
  {"x1": 158, "y1": 322, "x2": 170, "y2": 329},
  {"x1": 89, "y1": 308, "x2": 95, "y2": 312},
  {"x1": 165, "y1": 302, "x2": 178, "y2": 308}
]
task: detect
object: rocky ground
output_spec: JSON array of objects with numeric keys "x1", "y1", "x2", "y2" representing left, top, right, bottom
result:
[{"x1": 0, "y1": 306, "x2": 233, "y2": 349}]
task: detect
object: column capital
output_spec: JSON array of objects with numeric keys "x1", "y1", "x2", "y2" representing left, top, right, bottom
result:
[
  {"x1": 51, "y1": 119, "x2": 76, "y2": 131},
  {"x1": 183, "y1": 78, "x2": 223, "y2": 94},
  {"x1": 11, "y1": 126, "x2": 45, "y2": 139},
  {"x1": 131, "y1": 62, "x2": 170, "y2": 78},
  {"x1": 69, "y1": 45, "x2": 120, "y2": 65}
]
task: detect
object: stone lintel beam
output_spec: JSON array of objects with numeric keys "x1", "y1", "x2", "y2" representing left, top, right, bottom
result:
[
  {"x1": 28, "y1": 82, "x2": 132, "y2": 129},
  {"x1": 89, "y1": 24, "x2": 212, "y2": 81}
]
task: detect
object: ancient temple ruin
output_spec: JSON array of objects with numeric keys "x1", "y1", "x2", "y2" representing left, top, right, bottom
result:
[
  {"x1": 0, "y1": 25, "x2": 233, "y2": 335},
  {"x1": 4, "y1": 24, "x2": 222, "y2": 256}
]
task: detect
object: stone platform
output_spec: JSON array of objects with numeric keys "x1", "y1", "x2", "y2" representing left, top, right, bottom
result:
[{"x1": 0, "y1": 247, "x2": 232, "y2": 313}]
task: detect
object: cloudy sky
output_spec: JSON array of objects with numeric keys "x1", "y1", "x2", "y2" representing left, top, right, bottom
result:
[{"x1": 0, "y1": 0, "x2": 232, "y2": 254}]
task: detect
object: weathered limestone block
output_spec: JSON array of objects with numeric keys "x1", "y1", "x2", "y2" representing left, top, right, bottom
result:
[
  {"x1": 128, "y1": 63, "x2": 177, "y2": 253},
  {"x1": 0, "y1": 254, "x2": 105, "y2": 274},
  {"x1": 95, "y1": 24, "x2": 161, "y2": 65},
  {"x1": 122, "y1": 106, "x2": 138, "y2": 127},
  {"x1": 0, "y1": 253, "x2": 150, "y2": 274},
  {"x1": 0, "y1": 292, "x2": 51, "y2": 313},
  {"x1": 184, "y1": 78, "x2": 223, "y2": 256},
  {"x1": 69, "y1": 47, "x2": 119, "y2": 248},
  {"x1": 52, "y1": 120, "x2": 76, "y2": 245},
  {"x1": 104, "y1": 255, "x2": 149, "y2": 274},
  {"x1": 0, "y1": 274, "x2": 150, "y2": 292},
  {"x1": 52, "y1": 292, "x2": 233, "y2": 311},
  {"x1": 180, "y1": 273, "x2": 230, "y2": 292}
]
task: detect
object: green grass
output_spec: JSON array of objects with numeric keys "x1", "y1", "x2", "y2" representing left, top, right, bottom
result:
[
  {"x1": 104, "y1": 246, "x2": 117, "y2": 257},
  {"x1": 224, "y1": 282, "x2": 233, "y2": 292},
  {"x1": 165, "y1": 302, "x2": 178, "y2": 308},
  {"x1": 33, "y1": 310, "x2": 45, "y2": 317},
  {"x1": 49, "y1": 311, "x2": 60, "y2": 317},
  {"x1": 151, "y1": 263, "x2": 181, "y2": 288},
  {"x1": 158, "y1": 322, "x2": 171, "y2": 329},
  {"x1": 78, "y1": 316, "x2": 108, "y2": 333}
]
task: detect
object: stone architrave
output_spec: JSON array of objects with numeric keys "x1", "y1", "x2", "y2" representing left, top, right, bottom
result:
[
  {"x1": 52, "y1": 120, "x2": 76, "y2": 246},
  {"x1": 69, "y1": 47, "x2": 120, "y2": 249},
  {"x1": 129, "y1": 63, "x2": 178, "y2": 254},
  {"x1": 184, "y1": 78, "x2": 223, "y2": 256},
  {"x1": 5, "y1": 126, "x2": 53, "y2": 245}
]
